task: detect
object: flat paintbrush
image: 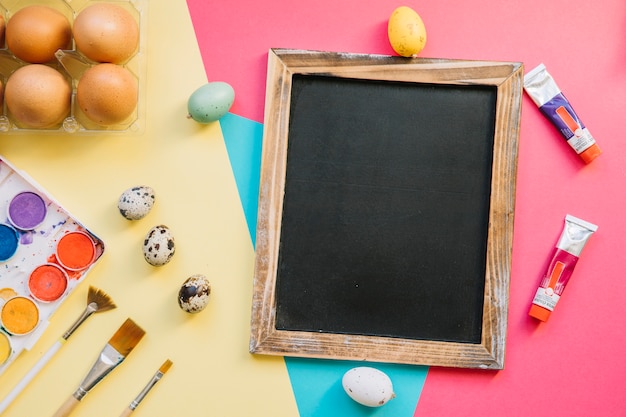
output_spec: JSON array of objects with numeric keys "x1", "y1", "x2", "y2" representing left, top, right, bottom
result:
[
  {"x1": 118, "y1": 359, "x2": 173, "y2": 417},
  {"x1": 52, "y1": 318, "x2": 146, "y2": 417},
  {"x1": 0, "y1": 286, "x2": 116, "y2": 414}
]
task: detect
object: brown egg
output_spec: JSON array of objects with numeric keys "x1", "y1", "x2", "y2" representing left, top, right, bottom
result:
[
  {"x1": 5, "y1": 64, "x2": 71, "y2": 129},
  {"x1": 6, "y1": 5, "x2": 71, "y2": 63},
  {"x1": 0, "y1": 15, "x2": 6, "y2": 47},
  {"x1": 77, "y1": 64, "x2": 138, "y2": 125},
  {"x1": 73, "y1": 3, "x2": 139, "y2": 64}
]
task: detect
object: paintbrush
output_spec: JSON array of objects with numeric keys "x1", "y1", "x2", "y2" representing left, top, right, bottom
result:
[
  {"x1": 0, "y1": 286, "x2": 116, "y2": 414},
  {"x1": 51, "y1": 318, "x2": 145, "y2": 417},
  {"x1": 118, "y1": 359, "x2": 173, "y2": 417}
]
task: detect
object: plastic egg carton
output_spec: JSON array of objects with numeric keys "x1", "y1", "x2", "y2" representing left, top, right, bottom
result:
[
  {"x1": 0, "y1": 155, "x2": 105, "y2": 375},
  {"x1": 0, "y1": 0, "x2": 147, "y2": 134}
]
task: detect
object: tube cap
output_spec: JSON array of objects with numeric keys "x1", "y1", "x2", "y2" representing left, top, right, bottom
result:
[
  {"x1": 529, "y1": 304, "x2": 551, "y2": 322},
  {"x1": 579, "y1": 143, "x2": 602, "y2": 164}
]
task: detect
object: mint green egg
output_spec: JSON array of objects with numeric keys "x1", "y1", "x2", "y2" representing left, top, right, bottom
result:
[{"x1": 187, "y1": 81, "x2": 235, "y2": 123}]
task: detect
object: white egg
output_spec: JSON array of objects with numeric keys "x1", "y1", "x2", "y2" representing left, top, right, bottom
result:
[
  {"x1": 117, "y1": 185, "x2": 155, "y2": 220},
  {"x1": 342, "y1": 367, "x2": 395, "y2": 407},
  {"x1": 142, "y1": 225, "x2": 175, "y2": 266}
]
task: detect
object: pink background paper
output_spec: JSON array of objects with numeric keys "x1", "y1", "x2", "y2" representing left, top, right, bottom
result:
[{"x1": 187, "y1": 0, "x2": 626, "y2": 415}]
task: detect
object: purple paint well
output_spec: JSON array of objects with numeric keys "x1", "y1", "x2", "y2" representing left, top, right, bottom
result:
[{"x1": 8, "y1": 191, "x2": 47, "y2": 230}]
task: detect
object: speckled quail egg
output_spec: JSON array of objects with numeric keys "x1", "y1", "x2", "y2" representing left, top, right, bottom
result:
[
  {"x1": 118, "y1": 185, "x2": 155, "y2": 220},
  {"x1": 342, "y1": 367, "x2": 395, "y2": 407},
  {"x1": 178, "y1": 274, "x2": 211, "y2": 313},
  {"x1": 142, "y1": 225, "x2": 175, "y2": 266}
]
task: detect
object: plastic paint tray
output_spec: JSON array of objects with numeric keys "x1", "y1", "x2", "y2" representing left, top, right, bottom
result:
[
  {"x1": 0, "y1": 155, "x2": 104, "y2": 375},
  {"x1": 0, "y1": 0, "x2": 148, "y2": 134}
]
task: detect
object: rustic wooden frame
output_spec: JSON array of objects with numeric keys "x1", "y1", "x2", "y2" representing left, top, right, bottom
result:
[{"x1": 249, "y1": 49, "x2": 523, "y2": 369}]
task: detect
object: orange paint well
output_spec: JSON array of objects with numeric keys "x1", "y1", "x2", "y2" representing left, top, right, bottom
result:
[
  {"x1": 56, "y1": 231, "x2": 96, "y2": 271},
  {"x1": 28, "y1": 263, "x2": 68, "y2": 302},
  {"x1": 1, "y1": 296, "x2": 39, "y2": 335}
]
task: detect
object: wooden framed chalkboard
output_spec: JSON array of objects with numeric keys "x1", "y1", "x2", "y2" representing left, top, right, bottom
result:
[{"x1": 249, "y1": 49, "x2": 523, "y2": 369}]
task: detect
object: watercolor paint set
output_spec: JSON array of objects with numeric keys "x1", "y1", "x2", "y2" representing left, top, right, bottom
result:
[{"x1": 0, "y1": 156, "x2": 104, "y2": 375}]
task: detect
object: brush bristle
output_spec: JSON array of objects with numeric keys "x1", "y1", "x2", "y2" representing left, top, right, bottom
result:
[
  {"x1": 109, "y1": 318, "x2": 146, "y2": 356},
  {"x1": 159, "y1": 359, "x2": 173, "y2": 374},
  {"x1": 87, "y1": 286, "x2": 117, "y2": 312}
]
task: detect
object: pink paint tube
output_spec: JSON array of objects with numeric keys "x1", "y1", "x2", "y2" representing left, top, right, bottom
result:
[
  {"x1": 523, "y1": 64, "x2": 602, "y2": 164},
  {"x1": 529, "y1": 214, "x2": 598, "y2": 322}
]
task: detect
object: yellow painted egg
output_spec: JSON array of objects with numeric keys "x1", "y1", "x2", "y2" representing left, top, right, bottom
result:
[
  {"x1": 6, "y1": 5, "x2": 71, "y2": 63},
  {"x1": 76, "y1": 63, "x2": 138, "y2": 126},
  {"x1": 387, "y1": 6, "x2": 427, "y2": 57},
  {"x1": 5, "y1": 64, "x2": 71, "y2": 129},
  {"x1": 73, "y1": 3, "x2": 139, "y2": 64}
]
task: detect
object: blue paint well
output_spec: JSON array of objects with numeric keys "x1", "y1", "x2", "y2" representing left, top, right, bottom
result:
[{"x1": 0, "y1": 223, "x2": 19, "y2": 261}]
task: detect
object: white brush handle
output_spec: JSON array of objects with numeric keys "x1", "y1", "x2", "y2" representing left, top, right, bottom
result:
[
  {"x1": 0, "y1": 340, "x2": 63, "y2": 414},
  {"x1": 51, "y1": 395, "x2": 80, "y2": 417}
]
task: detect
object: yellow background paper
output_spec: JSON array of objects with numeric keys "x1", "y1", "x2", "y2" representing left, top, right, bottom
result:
[{"x1": 0, "y1": 1, "x2": 298, "y2": 415}]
